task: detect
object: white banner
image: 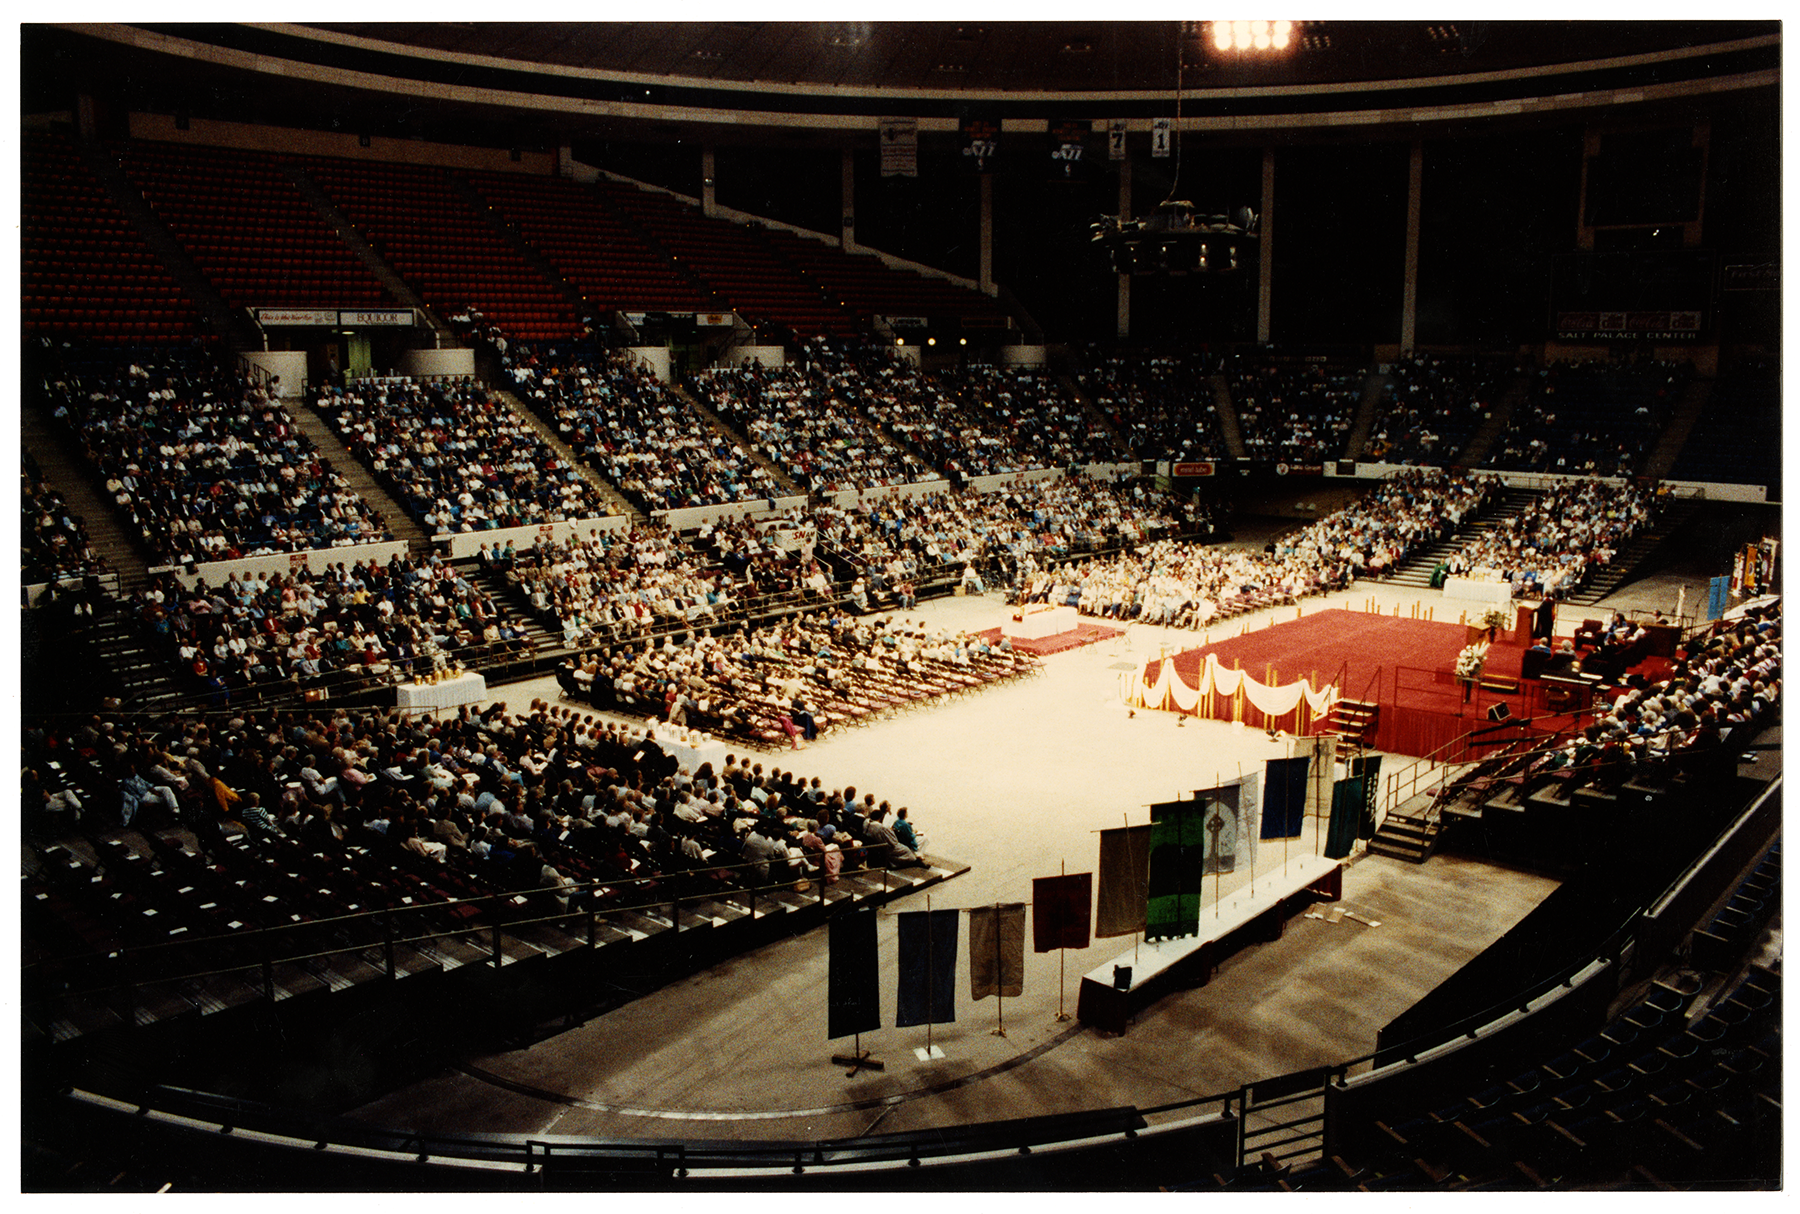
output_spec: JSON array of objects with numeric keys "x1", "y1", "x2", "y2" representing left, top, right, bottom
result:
[
  {"x1": 880, "y1": 117, "x2": 918, "y2": 178},
  {"x1": 257, "y1": 308, "x2": 337, "y2": 326},
  {"x1": 1108, "y1": 119, "x2": 1128, "y2": 161},
  {"x1": 340, "y1": 309, "x2": 415, "y2": 326},
  {"x1": 1152, "y1": 118, "x2": 1173, "y2": 158},
  {"x1": 696, "y1": 312, "x2": 735, "y2": 327}
]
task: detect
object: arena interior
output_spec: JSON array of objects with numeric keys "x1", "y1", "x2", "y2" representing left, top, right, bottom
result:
[{"x1": 15, "y1": 18, "x2": 1784, "y2": 1193}]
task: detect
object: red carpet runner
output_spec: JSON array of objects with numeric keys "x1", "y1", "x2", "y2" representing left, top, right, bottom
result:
[{"x1": 974, "y1": 622, "x2": 1122, "y2": 658}]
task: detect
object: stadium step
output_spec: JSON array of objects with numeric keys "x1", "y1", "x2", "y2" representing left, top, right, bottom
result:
[{"x1": 1366, "y1": 811, "x2": 1441, "y2": 864}]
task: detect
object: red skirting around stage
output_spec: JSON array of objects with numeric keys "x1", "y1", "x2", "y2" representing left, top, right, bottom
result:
[{"x1": 1145, "y1": 610, "x2": 1592, "y2": 756}]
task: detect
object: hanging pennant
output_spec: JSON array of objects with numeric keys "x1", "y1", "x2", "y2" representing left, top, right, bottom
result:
[
  {"x1": 1223, "y1": 770, "x2": 1261, "y2": 864},
  {"x1": 896, "y1": 909, "x2": 959, "y2": 1027},
  {"x1": 1326, "y1": 776, "x2": 1365, "y2": 860},
  {"x1": 960, "y1": 113, "x2": 1001, "y2": 174},
  {"x1": 1107, "y1": 118, "x2": 1129, "y2": 161},
  {"x1": 1048, "y1": 118, "x2": 1092, "y2": 182},
  {"x1": 1032, "y1": 872, "x2": 1093, "y2": 952},
  {"x1": 1195, "y1": 784, "x2": 1241, "y2": 875},
  {"x1": 968, "y1": 903, "x2": 1026, "y2": 1000},
  {"x1": 1350, "y1": 754, "x2": 1383, "y2": 840},
  {"x1": 879, "y1": 117, "x2": 919, "y2": 178},
  {"x1": 827, "y1": 909, "x2": 881, "y2": 1040},
  {"x1": 1095, "y1": 824, "x2": 1152, "y2": 938},
  {"x1": 1151, "y1": 117, "x2": 1173, "y2": 158}
]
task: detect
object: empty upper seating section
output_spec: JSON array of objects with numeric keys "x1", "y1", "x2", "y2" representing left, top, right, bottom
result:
[
  {"x1": 116, "y1": 140, "x2": 393, "y2": 310},
  {"x1": 301, "y1": 157, "x2": 580, "y2": 340},
  {"x1": 22, "y1": 129, "x2": 198, "y2": 346},
  {"x1": 459, "y1": 170, "x2": 706, "y2": 316},
  {"x1": 1667, "y1": 357, "x2": 1780, "y2": 490},
  {"x1": 591, "y1": 180, "x2": 854, "y2": 340}
]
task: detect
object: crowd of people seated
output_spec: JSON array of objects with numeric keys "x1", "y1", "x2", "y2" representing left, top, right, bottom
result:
[
  {"x1": 558, "y1": 609, "x2": 1039, "y2": 749},
  {"x1": 1364, "y1": 354, "x2": 1512, "y2": 466},
  {"x1": 1075, "y1": 347, "x2": 1228, "y2": 463},
  {"x1": 1052, "y1": 470, "x2": 1492, "y2": 627},
  {"x1": 122, "y1": 553, "x2": 534, "y2": 705},
  {"x1": 1490, "y1": 359, "x2": 1690, "y2": 477},
  {"x1": 41, "y1": 351, "x2": 392, "y2": 564},
  {"x1": 314, "y1": 376, "x2": 616, "y2": 532},
  {"x1": 1442, "y1": 478, "x2": 1654, "y2": 600},
  {"x1": 690, "y1": 341, "x2": 929, "y2": 493},
  {"x1": 25, "y1": 702, "x2": 939, "y2": 919},
  {"x1": 497, "y1": 337, "x2": 782, "y2": 513},
  {"x1": 1229, "y1": 357, "x2": 1361, "y2": 463},
  {"x1": 22, "y1": 454, "x2": 109, "y2": 584},
  {"x1": 834, "y1": 347, "x2": 1049, "y2": 481},
  {"x1": 937, "y1": 365, "x2": 1127, "y2": 469},
  {"x1": 1513, "y1": 600, "x2": 1779, "y2": 790}
]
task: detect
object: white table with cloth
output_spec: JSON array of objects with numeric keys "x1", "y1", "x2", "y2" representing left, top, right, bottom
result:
[
  {"x1": 1003, "y1": 604, "x2": 1080, "y2": 640},
  {"x1": 1442, "y1": 576, "x2": 1513, "y2": 606},
  {"x1": 396, "y1": 671, "x2": 488, "y2": 713},
  {"x1": 653, "y1": 733, "x2": 728, "y2": 775}
]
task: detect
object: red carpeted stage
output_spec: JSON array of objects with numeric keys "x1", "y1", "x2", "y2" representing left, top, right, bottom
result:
[
  {"x1": 975, "y1": 621, "x2": 1121, "y2": 657},
  {"x1": 1145, "y1": 609, "x2": 1615, "y2": 757}
]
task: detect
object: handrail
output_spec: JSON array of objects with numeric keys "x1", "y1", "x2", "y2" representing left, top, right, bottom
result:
[
  {"x1": 24, "y1": 847, "x2": 901, "y2": 1003},
  {"x1": 41, "y1": 763, "x2": 1777, "y2": 1182}
]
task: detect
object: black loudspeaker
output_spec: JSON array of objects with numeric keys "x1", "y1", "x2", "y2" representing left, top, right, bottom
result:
[
  {"x1": 1113, "y1": 965, "x2": 1133, "y2": 990},
  {"x1": 1488, "y1": 703, "x2": 1511, "y2": 722}
]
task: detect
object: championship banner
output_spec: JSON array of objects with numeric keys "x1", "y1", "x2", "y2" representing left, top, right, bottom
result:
[
  {"x1": 1107, "y1": 118, "x2": 1129, "y2": 161},
  {"x1": 1146, "y1": 800, "x2": 1205, "y2": 941},
  {"x1": 895, "y1": 909, "x2": 959, "y2": 1027},
  {"x1": 1032, "y1": 873, "x2": 1093, "y2": 952},
  {"x1": 960, "y1": 113, "x2": 1001, "y2": 174},
  {"x1": 1194, "y1": 784, "x2": 1241, "y2": 875},
  {"x1": 1095, "y1": 824, "x2": 1151, "y2": 938},
  {"x1": 967, "y1": 903, "x2": 1026, "y2": 1000},
  {"x1": 879, "y1": 117, "x2": 918, "y2": 178},
  {"x1": 827, "y1": 908, "x2": 881, "y2": 1039},
  {"x1": 1151, "y1": 117, "x2": 1173, "y2": 159},
  {"x1": 1048, "y1": 118, "x2": 1092, "y2": 182}
]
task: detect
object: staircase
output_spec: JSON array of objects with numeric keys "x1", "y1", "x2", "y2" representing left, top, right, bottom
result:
[
  {"x1": 286, "y1": 397, "x2": 433, "y2": 548},
  {"x1": 1638, "y1": 377, "x2": 1715, "y2": 483},
  {"x1": 1385, "y1": 487, "x2": 1541, "y2": 591},
  {"x1": 1562, "y1": 497, "x2": 1703, "y2": 608},
  {"x1": 1340, "y1": 370, "x2": 1390, "y2": 462},
  {"x1": 1211, "y1": 373, "x2": 1248, "y2": 459},
  {"x1": 21, "y1": 399, "x2": 153, "y2": 592},
  {"x1": 1453, "y1": 371, "x2": 1532, "y2": 469},
  {"x1": 1328, "y1": 698, "x2": 1379, "y2": 748},
  {"x1": 487, "y1": 386, "x2": 642, "y2": 521},
  {"x1": 1366, "y1": 807, "x2": 1443, "y2": 864},
  {"x1": 671, "y1": 381, "x2": 806, "y2": 497}
]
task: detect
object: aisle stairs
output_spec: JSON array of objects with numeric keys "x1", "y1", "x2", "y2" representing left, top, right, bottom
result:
[{"x1": 1385, "y1": 487, "x2": 1542, "y2": 591}]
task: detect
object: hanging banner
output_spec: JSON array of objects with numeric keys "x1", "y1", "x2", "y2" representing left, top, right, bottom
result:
[
  {"x1": 1195, "y1": 784, "x2": 1241, "y2": 875},
  {"x1": 1146, "y1": 800, "x2": 1205, "y2": 941},
  {"x1": 1326, "y1": 776, "x2": 1365, "y2": 860},
  {"x1": 879, "y1": 117, "x2": 918, "y2": 178},
  {"x1": 1222, "y1": 770, "x2": 1261, "y2": 865},
  {"x1": 1108, "y1": 118, "x2": 1129, "y2": 161},
  {"x1": 1261, "y1": 756, "x2": 1310, "y2": 840},
  {"x1": 896, "y1": 909, "x2": 959, "y2": 1027},
  {"x1": 827, "y1": 909, "x2": 881, "y2": 1039},
  {"x1": 1032, "y1": 872, "x2": 1093, "y2": 952},
  {"x1": 1048, "y1": 117, "x2": 1092, "y2": 182},
  {"x1": 1306, "y1": 736, "x2": 1338, "y2": 818},
  {"x1": 968, "y1": 903, "x2": 1026, "y2": 1000},
  {"x1": 1095, "y1": 824, "x2": 1152, "y2": 938},
  {"x1": 1349, "y1": 754, "x2": 1383, "y2": 840},
  {"x1": 960, "y1": 113, "x2": 1001, "y2": 174},
  {"x1": 1151, "y1": 117, "x2": 1173, "y2": 159}
]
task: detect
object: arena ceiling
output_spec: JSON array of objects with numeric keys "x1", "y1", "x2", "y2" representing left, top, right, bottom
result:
[{"x1": 24, "y1": 21, "x2": 1781, "y2": 152}]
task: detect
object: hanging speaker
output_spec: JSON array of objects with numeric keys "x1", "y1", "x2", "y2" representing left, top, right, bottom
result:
[{"x1": 1487, "y1": 703, "x2": 1511, "y2": 722}]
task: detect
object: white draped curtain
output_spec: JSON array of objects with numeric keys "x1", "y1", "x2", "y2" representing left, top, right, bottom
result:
[{"x1": 1125, "y1": 654, "x2": 1338, "y2": 721}]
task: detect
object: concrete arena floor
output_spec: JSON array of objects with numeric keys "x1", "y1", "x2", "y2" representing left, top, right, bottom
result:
[{"x1": 341, "y1": 555, "x2": 1655, "y2": 1144}]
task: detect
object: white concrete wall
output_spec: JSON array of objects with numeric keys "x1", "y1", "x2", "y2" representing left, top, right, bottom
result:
[
  {"x1": 399, "y1": 348, "x2": 476, "y2": 379},
  {"x1": 828, "y1": 478, "x2": 951, "y2": 508},
  {"x1": 240, "y1": 350, "x2": 307, "y2": 398},
  {"x1": 437, "y1": 515, "x2": 630, "y2": 558},
  {"x1": 655, "y1": 495, "x2": 809, "y2": 531},
  {"x1": 625, "y1": 346, "x2": 672, "y2": 382},
  {"x1": 150, "y1": 540, "x2": 413, "y2": 588}
]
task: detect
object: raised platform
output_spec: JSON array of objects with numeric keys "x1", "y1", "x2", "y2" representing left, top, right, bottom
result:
[{"x1": 1076, "y1": 853, "x2": 1342, "y2": 1033}]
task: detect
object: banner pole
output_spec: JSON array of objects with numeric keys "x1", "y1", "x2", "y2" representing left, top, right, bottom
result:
[
  {"x1": 1055, "y1": 858, "x2": 1071, "y2": 1022},
  {"x1": 991, "y1": 901, "x2": 1006, "y2": 1037}
]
